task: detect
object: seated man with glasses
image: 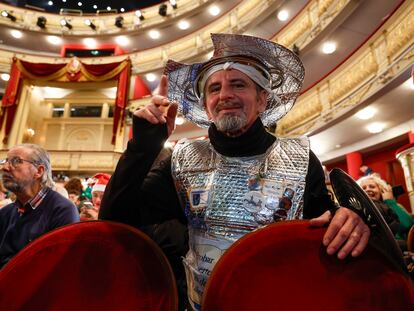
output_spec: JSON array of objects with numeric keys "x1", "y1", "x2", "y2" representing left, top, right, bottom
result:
[{"x1": 0, "y1": 144, "x2": 79, "y2": 268}]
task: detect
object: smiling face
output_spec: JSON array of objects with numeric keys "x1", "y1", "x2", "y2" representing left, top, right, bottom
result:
[
  {"x1": 203, "y1": 69, "x2": 268, "y2": 136},
  {"x1": 359, "y1": 178, "x2": 382, "y2": 201}
]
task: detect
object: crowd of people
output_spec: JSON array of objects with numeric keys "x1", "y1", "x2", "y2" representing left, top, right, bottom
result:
[
  {"x1": 0, "y1": 143, "x2": 111, "y2": 268},
  {"x1": 0, "y1": 33, "x2": 413, "y2": 310}
]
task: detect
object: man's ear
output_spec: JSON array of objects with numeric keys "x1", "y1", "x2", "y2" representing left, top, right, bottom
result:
[
  {"x1": 34, "y1": 165, "x2": 45, "y2": 181},
  {"x1": 257, "y1": 89, "x2": 268, "y2": 113}
]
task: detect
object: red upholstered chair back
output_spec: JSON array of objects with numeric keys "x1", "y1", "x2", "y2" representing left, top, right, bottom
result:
[
  {"x1": 0, "y1": 221, "x2": 178, "y2": 311},
  {"x1": 202, "y1": 221, "x2": 414, "y2": 311}
]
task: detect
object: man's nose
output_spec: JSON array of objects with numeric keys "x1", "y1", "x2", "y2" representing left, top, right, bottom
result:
[
  {"x1": 218, "y1": 84, "x2": 234, "y2": 100},
  {"x1": 1, "y1": 162, "x2": 11, "y2": 171}
]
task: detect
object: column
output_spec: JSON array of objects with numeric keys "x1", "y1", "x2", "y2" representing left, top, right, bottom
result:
[
  {"x1": 346, "y1": 151, "x2": 363, "y2": 180},
  {"x1": 408, "y1": 131, "x2": 414, "y2": 144}
]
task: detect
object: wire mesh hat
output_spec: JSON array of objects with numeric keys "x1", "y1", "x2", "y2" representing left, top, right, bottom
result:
[{"x1": 165, "y1": 33, "x2": 305, "y2": 128}]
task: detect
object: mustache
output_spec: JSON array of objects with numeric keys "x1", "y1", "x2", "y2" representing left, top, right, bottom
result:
[
  {"x1": 215, "y1": 101, "x2": 242, "y2": 113},
  {"x1": 2, "y1": 173, "x2": 14, "y2": 180}
]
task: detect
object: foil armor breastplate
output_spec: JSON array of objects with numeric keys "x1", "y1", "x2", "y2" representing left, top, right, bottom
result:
[{"x1": 171, "y1": 136, "x2": 309, "y2": 310}]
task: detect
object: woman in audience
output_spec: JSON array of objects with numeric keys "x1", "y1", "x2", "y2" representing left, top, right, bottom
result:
[{"x1": 357, "y1": 175, "x2": 414, "y2": 242}]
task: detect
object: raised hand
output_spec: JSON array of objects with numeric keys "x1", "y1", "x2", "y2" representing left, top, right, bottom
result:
[{"x1": 134, "y1": 75, "x2": 178, "y2": 136}]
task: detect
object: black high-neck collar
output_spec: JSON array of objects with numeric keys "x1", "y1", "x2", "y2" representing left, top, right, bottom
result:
[{"x1": 208, "y1": 118, "x2": 276, "y2": 157}]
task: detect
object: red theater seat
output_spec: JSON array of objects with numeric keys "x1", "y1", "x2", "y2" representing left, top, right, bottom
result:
[
  {"x1": 0, "y1": 221, "x2": 178, "y2": 311},
  {"x1": 202, "y1": 221, "x2": 414, "y2": 311}
]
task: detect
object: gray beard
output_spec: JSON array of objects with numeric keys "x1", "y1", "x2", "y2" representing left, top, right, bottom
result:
[
  {"x1": 2, "y1": 175, "x2": 21, "y2": 193},
  {"x1": 215, "y1": 113, "x2": 247, "y2": 135}
]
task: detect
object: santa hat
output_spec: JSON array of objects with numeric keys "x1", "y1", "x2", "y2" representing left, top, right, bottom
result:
[{"x1": 90, "y1": 173, "x2": 111, "y2": 193}]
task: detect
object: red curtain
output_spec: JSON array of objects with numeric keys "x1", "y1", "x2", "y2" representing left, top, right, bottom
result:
[{"x1": 1, "y1": 57, "x2": 131, "y2": 144}]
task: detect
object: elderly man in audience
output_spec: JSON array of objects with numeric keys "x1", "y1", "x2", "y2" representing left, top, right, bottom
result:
[{"x1": 0, "y1": 144, "x2": 79, "y2": 268}]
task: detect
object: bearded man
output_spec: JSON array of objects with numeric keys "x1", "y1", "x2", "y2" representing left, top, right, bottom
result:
[
  {"x1": 0, "y1": 144, "x2": 79, "y2": 268},
  {"x1": 100, "y1": 34, "x2": 370, "y2": 310}
]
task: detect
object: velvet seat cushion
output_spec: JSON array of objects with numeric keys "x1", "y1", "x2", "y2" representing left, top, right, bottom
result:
[
  {"x1": 202, "y1": 220, "x2": 414, "y2": 311},
  {"x1": 0, "y1": 221, "x2": 177, "y2": 311}
]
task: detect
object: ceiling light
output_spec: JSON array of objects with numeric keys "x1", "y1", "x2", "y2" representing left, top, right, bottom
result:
[
  {"x1": 78, "y1": 2, "x2": 82, "y2": 7},
  {"x1": 10, "y1": 29, "x2": 22, "y2": 39},
  {"x1": 46, "y1": 35, "x2": 62, "y2": 45},
  {"x1": 60, "y1": 19, "x2": 72, "y2": 29},
  {"x1": 277, "y1": 10, "x2": 289, "y2": 21},
  {"x1": 145, "y1": 73, "x2": 157, "y2": 82},
  {"x1": 1, "y1": 73, "x2": 10, "y2": 81},
  {"x1": 355, "y1": 107, "x2": 377, "y2": 120},
  {"x1": 209, "y1": 5, "x2": 220, "y2": 16},
  {"x1": 1, "y1": 10, "x2": 16, "y2": 22},
  {"x1": 93, "y1": 5, "x2": 97, "y2": 9},
  {"x1": 84, "y1": 19, "x2": 96, "y2": 30},
  {"x1": 170, "y1": 0, "x2": 177, "y2": 9},
  {"x1": 48, "y1": 1, "x2": 53, "y2": 5},
  {"x1": 135, "y1": 10, "x2": 145, "y2": 21},
  {"x1": 148, "y1": 30, "x2": 161, "y2": 40},
  {"x1": 37, "y1": 16, "x2": 47, "y2": 28},
  {"x1": 83, "y1": 38, "x2": 97, "y2": 48},
  {"x1": 107, "y1": 6, "x2": 111, "y2": 11},
  {"x1": 159, "y1": 3, "x2": 168, "y2": 16},
  {"x1": 367, "y1": 122, "x2": 385, "y2": 134},
  {"x1": 178, "y1": 20, "x2": 190, "y2": 30},
  {"x1": 404, "y1": 78, "x2": 414, "y2": 90},
  {"x1": 115, "y1": 36, "x2": 129, "y2": 46},
  {"x1": 63, "y1": 0, "x2": 67, "y2": 2},
  {"x1": 322, "y1": 41, "x2": 336, "y2": 54},
  {"x1": 175, "y1": 116, "x2": 185, "y2": 125},
  {"x1": 115, "y1": 16, "x2": 124, "y2": 28},
  {"x1": 120, "y1": 8, "x2": 125, "y2": 13}
]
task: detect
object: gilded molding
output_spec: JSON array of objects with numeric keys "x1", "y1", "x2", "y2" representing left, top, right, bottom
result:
[
  {"x1": 277, "y1": 0, "x2": 414, "y2": 136},
  {"x1": 328, "y1": 51, "x2": 378, "y2": 104},
  {"x1": 272, "y1": 0, "x2": 351, "y2": 50},
  {"x1": 0, "y1": 0, "x2": 204, "y2": 35},
  {"x1": 275, "y1": 13, "x2": 311, "y2": 48},
  {"x1": 277, "y1": 91, "x2": 322, "y2": 134},
  {"x1": 386, "y1": 7, "x2": 414, "y2": 60}
]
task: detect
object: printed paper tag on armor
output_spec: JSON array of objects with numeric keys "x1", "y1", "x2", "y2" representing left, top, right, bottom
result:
[
  {"x1": 262, "y1": 179, "x2": 284, "y2": 197},
  {"x1": 188, "y1": 188, "x2": 209, "y2": 213},
  {"x1": 184, "y1": 234, "x2": 231, "y2": 309},
  {"x1": 243, "y1": 191, "x2": 265, "y2": 213}
]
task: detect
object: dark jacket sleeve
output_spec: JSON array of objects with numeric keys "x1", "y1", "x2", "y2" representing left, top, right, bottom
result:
[
  {"x1": 99, "y1": 116, "x2": 185, "y2": 227},
  {"x1": 303, "y1": 150, "x2": 337, "y2": 219}
]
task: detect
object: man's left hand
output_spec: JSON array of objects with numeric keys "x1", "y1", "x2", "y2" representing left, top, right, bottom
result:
[{"x1": 309, "y1": 208, "x2": 370, "y2": 259}]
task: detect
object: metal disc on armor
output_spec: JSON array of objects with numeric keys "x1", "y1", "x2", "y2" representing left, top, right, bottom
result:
[{"x1": 329, "y1": 168, "x2": 408, "y2": 276}]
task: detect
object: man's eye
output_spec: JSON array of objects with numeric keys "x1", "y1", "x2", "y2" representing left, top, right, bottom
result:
[
  {"x1": 11, "y1": 158, "x2": 22, "y2": 165},
  {"x1": 233, "y1": 83, "x2": 245, "y2": 89},
  {"x1": 208, "y1": 86, "x2": 220, "y2": 93}
]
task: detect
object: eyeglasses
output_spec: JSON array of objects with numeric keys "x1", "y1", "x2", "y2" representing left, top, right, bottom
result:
[{"x1": 0, "y1": 157, "x2": 37, "y2": 169}]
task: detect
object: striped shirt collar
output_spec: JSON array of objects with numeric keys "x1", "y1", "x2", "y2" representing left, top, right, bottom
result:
[{"x1": 17, "y1": 187, "x2": 49, "y2": 215}]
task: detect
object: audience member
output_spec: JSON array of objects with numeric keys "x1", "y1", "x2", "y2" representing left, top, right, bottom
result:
[
  {"x1": 100, "y1": 33, "x2": 370, "y2": 310},
  {"x1": 64, "y1": 177, "x2": 83, "y2": 209},
  {"x1": 358, "y1": 175, "x2": 414, "y2": 241},
  {"x1": 360, "y1": 165, "x2": 374, "y2": 176},
  {"x1": 0, "y1": 144, "x2": 79, "y2": 268},
  {"x1": 80, "y1": 173, "x2": 110, "y2": 220}
]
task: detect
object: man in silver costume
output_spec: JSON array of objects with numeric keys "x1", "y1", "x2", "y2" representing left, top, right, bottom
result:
[{"x1": 100, "y1": 34, "x2": 370, "y2": 311}]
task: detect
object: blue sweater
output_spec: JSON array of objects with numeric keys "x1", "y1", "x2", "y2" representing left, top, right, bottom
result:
[{"x1": 0, "y1": 188, "x2": 80, "y2": 268}]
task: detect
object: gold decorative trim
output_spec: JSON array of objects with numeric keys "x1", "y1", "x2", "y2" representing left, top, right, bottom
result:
[{"x1": 277, "y1": 0, "x2": 414, "y2": 136}]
